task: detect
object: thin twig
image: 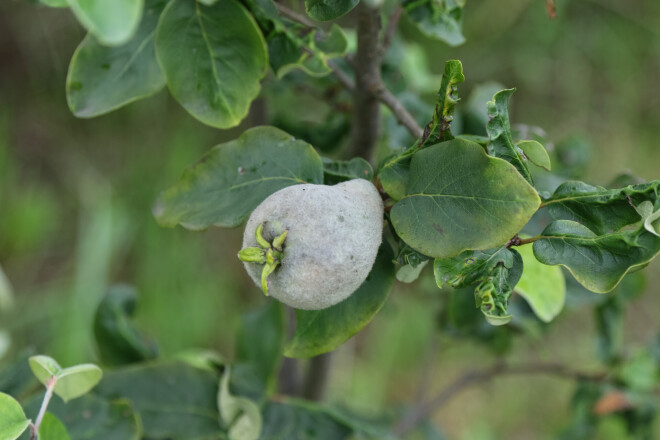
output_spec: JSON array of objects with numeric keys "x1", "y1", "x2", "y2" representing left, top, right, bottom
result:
[
  {"x1": 371, "y1": 82, "x2": 424, "y2": 138},
  {"x1": 328, "y1": 62, "x2": 355, "y2": 91},
  {"x1": 30, "y1": 376, "x2": 56, "y2": 440},
  {"x1": 392, "y1": 361, "x2": 609, "y2": 436},
  {"x1": 301, "y1": 352, "x2": 333, "y2": 401},
  {"x1": 275, "y1": 3, "x2": 317, "y2": 28},
  {"x1": 383, "y1": 5, "x2": 403, "y2": 51}
]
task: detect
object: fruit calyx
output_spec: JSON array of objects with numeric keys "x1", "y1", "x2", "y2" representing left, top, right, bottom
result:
[{"x1": 237, "y1": 223, "x2": 288, "y2": 296}]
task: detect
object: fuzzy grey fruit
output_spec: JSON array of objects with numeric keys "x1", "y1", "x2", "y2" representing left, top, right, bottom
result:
[{"x1": 241, "y1": 179, "x2": 383, "y2": 310}]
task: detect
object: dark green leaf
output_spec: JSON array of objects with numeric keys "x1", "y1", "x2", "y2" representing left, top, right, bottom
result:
[
  {"x1": 379, "y1": 60, "x2": 465, "y2": 201},
  {"x1": 0, "y1": 349, "x2": 37, "y2": 397},
  {"x1": 154, "y1": 126, "x2": 324, "y2": 230},
  {"x1": 486, "y1": 89, "x2": 533, "y2": 184},
  {"x1": 260, "y1": 401, "x2": 352, "y2": 439},
  {"x1": 155, "y1": 0, "x2": 268, "y2": 128},
  {"x1": 304, "y1": 0, "x2": 359, "y2": 21},
  {"x1": 542, "y1": 180, "x2": 660, "y2": 235},
  {"x1": 284, "y1": 243, "x2": 395, "y2": 358},
  {"x1": 94, "y1": 285, "x2": 158, "y2": 366},
  {"x1": 434, "y1": 246, "x2": 512, "y2": 289},
  {"x1": 0, "y1": 392, "x2": 30, "y2": 440},
  {"x1": 68, "y1": 0, "x2": 143, "y2": 46},
  {"x1": 322, "y1": 157, "x2": 373, "y2": 185},
  {"x1": 267, "y1": 24, "x2": 348, "y2": 78},
  {"x1": 619, "y1": 350, "x2": 657, "y2": 392},
  {"x1": 24, "y1": 394, "x2": 141, "y2": 440},
  {"x1": 390, "y1": 138, "x2": 541, "y2": 258},
  {"x1": 0, "y1": 265, "x2": 13, "y2": 312},
  {"x1": 66, "y1": 0, "x2": 167, "y2": 118},
  {"x1": 514, "y1": 242, "x2": 565, "y2": 323},
  {"x1": 38, "y1": 413, "x2": 70, "y2": 440},
  {"x1": 96, "y1": 361, "x2": 221, "y2": 439},
  {"x1": 39, "y1": 0, "x2": 67, "y2": 7},
  {"x1": 594, "y1": 297, "x2": 623, "y2": 364},
  {"x1": 403, "y1": 0, "x2": 465, "y2": 46},
  {"x1": 533, "y1": 221, "x2": 660, "y2": 293},
  {"x1": 236, "y1": 301, "x2": 284, "y2": 387}
]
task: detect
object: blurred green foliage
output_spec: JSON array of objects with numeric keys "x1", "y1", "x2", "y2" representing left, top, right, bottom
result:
[{"x1": 1, "y1": 0, "x2": 659, "y2": 438}]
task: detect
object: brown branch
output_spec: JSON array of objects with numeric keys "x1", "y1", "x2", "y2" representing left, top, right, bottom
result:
[
  {"x1": 275, "y1": 3, "x2": 317, "y2": 28},
  {"x1": 392, "y1": 361, "x2": 609, "y2": 436},
  {"x1": 301, "y1": 352, "x2": 333, "y2": 401},
  {"x1": 348, "y1": 3, "x2": 383, "y2": 162},
  {"x1": 371, "y1": 82, "x2": 424, "y2": 138},
  {"x1": 383, "y1": 5, "x2": 403, "y2": 51}
]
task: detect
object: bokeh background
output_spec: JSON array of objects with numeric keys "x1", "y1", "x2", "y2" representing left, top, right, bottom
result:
[{"x1": 1, "y1": 0, "x2": 659, "y2": 438}]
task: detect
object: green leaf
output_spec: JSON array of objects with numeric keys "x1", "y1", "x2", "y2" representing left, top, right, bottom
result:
[
  {"x1": 29, "y1": 356, "x2": 103, "y2": 402},
  {"x1": 260, "y1": 401, "x2": 352, "y2": 438},
  {"x1": 23, "y1": 395, "x2": 141, "y2": 440},
  {"x1": 155, "y1": 0, "x2": 268, "y2": 128},
  {"x1": 533, "y1": 220, "x2": 660, "y2": 293},
  {"x1": 235, "y1": 301, "x2": 284, "y2": 387},
  {"x1": 396, "y1": 260, "x2": 428, "y2": 283},
  {"x1": 218, "y1": 367, "x2": 262, "y2": 440},
  {"x1": 403, "y1": 0, "x2": 465, "y2": 46},
  {"x1": 636, "y1": 201, "x2": 660, "y2": 236},
  {"x1": 284, "y1": 243, "x2": 395, "y2": 358},
  {"x1": 0, "y1": 265, "x2": 14, "y2": 312},
  {"x1": 267, "y1": 24, "x2": 349, "y2": 78},
  {"x1": 95, "y1": 361, "x2": 221, "y2": 439},
  {"x1": 322, "y1": 157, "x2": 373, "y2": 185},
  {"x1": 40, "y1": 0, "x2": 68, "y2": 7},
  {"x1": 93, "y1": 285, "x2": 158, "y2": 366},
  {"x1": 379, "y1": 60, "x2": 465, "y2": 201},
  {"x1": 38, "y1": 413, "x2": 70, "y2": 440},
  {"x1": 517, "y1": 140, "x2": 551, "y2": 171},
  {"x1": 486, "y1": 89, "x2": 533, "y2": 184},
  {"x1": 66, "y1": 0, "x2": 167, "y2": 118},
  {"x1": 390, "y1": 138, "x2": 541, "y2": 258},
  {"x1": 514, "y1": 242, "x2": 565, "y2": 323},
  {"x1": 542, "y1": 180, "x2": 660, "y2": 235},
  {"x1": 0, "y1": 392, "x2": 30, "y2": 440},
  {"x1": 154, "y1": 126, "x2": 324, "y2": 230},
  {"x1": 304, "y1": 0, "x2": 359, "y2": 21},
  {"x1": 435, "y1": 246, "x2": 522, "y2": 325},
  {"x1": 434, "y1": 246, "x2": 512, "y2": 289},
  {"x1": 620, "y1": 350, "x2": 657, "y2": 392},
  {"x1": 67, "y1": 0, "x2": 144, "y2": 46}
]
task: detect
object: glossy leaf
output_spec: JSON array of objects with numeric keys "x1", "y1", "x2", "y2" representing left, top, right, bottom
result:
[
  {"x1": 93, "y1": 285, "x2": 158, "y2": 366},
  {"x1": 218, "y1": 367, "x2": 262, "y2": 440},
  {"x1": 66, "y1": 0, "x2": 167, "y2": 118},
  {"x1": 403, "y1": 0, "x2": 465, "y2": 46},
  {"x1": 379, "y1": 60, "x2": 465, "y2": 201},
  {"x1": 154, "y1": 126, "x2": 324, "y2": 230},
  {"x1": 543, "y1": 180, "x2": 660, "y2": 235},
  {"x1": 95, "y1": 361, "x2": 221, "y2": 439},
  {"x1": 23, "y1": 394, "x2": 141, "y2": 440},
  {"x1": 322, "y1": 157, "x2": 373, "y2": 185},
  {"x1": 268, "y1": 24, "x2": 348, "y2": 78},
  {"x1": 517, "y1": 140, "x2": 551, "y2": 171},
  {"x1": 533, "y1": 221, "x2": 660, "y2": 293},
  {"x1": 67, "y1": 0, "x2": 144, "y2": 46},
  {"x1": 390, "y1": 138, "x2": 541, "y2": 258},
  {"x1": 514, "y1": 242, "x2": 565, "y2": 323},
  {"x1": 235, "y1": 301, "x2": 284, "y2": 387},
  {"x1": 486, "y1": 89, "x2": 533, "y2": 184},
  {"x1": 38, "y1": 413, "x2": 70, "y2": 440},
  {"x1": 155, "y1": 0, "x2": 268, "y2": 128},
  {"x1": 0, "y1": 392, "x2": 30, "y2": 440},
  {"x1": 30, "y1": 356, "x2": 103, "y2": 402},
  {"x1": 284, "y1": 243, "x2": 395, "y2": 358},
  {"x1": 305, "y1": 0, "x2": 359, "y2": 21}
]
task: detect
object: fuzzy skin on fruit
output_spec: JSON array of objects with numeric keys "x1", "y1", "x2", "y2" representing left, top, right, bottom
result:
[{"x1": 242, "y1": 179, "x2": 383, "y2": 310}]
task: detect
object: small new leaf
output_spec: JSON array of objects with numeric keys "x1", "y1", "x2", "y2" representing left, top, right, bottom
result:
[
  {"x1": 237, "y1": 248, "x2": 266, "y2": 264},
  {"x1": 517, "y1": 140, "x2": 551, "y2": 171},
  {"x1": 487, "y1": 89, "x2": 534, "y2": 184}
]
